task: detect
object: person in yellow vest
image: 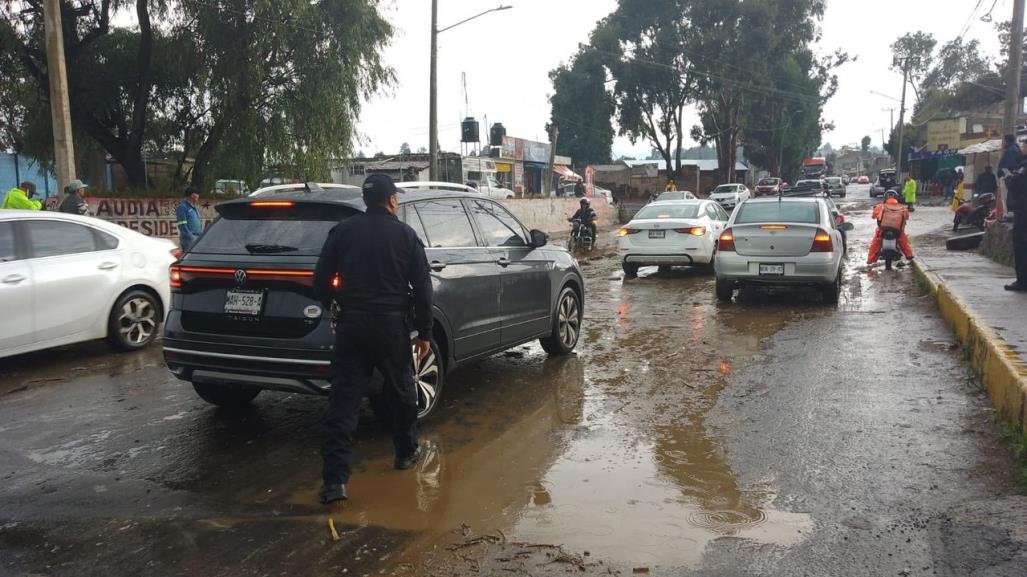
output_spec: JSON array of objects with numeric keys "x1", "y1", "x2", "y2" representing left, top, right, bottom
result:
[
  {"x1": 665, "y1": 180, "x2": 677, "y2": 192},
  {"x1": 2, "y1": 182, "x2": 42, "y2": 210},
  {"x1": 902, "y1": 175, "x2": 917, "y2": 207}
]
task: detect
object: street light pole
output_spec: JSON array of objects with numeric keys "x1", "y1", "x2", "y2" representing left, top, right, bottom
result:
[
  {"x1": 429, "y1": 4, "x2": 512, "y2": 181},
  {"x1": 896, "y1": 62, "x2": 909, "y2": 181},
  {"x1": 429, "y1": 0, "x2": 439, "y2": 180},
  {"x1": 1003, "y1": 0, "x2": 1025, "y2": 139}
]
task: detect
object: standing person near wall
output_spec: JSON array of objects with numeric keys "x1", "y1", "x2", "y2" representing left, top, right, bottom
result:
[
  {"x1": 1004, "y1": 156, "x2": 1027, "y2": 291},
  {"x1": 58, "y1": 180, "x2": 91, "y2": 215},
  {"x1": 176, "y1": 186, "x2": 203, "y2": 252},
  {"x1": 998, "y1": 134, "x2": 1023, "y2": 219},
  {"x1": 2, "y1": 182, "x2": 42, "y2": 210}
]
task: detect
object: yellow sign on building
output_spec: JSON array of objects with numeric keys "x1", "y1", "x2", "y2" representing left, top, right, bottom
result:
[{"x1": 926, "y1": 118, "x2": 964, "y2": 151}]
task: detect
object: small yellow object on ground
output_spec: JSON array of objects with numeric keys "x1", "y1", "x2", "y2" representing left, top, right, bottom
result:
[{"x1": 328, "y1": 517, "x2": 340, "y2": 541}]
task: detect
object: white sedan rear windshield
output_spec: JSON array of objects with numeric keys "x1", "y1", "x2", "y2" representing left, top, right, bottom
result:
[
  {"x1": 735, "y1": 202, "x2": 820, "y2": 224},
  {"x1": 634, "y1": 204, "x2": 701, "y2": 219}
]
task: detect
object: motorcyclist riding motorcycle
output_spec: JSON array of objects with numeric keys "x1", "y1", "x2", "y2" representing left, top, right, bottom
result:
[
  {"x1": 568, "y1": 197, "x2": 598, "y2": 241},
  {"x1": 867, "y1": 190, "x2": 914, "y2": 266}
]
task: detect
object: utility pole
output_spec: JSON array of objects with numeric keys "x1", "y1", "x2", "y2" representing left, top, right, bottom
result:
[
  {"x1": 882, "y1": 107, "x2": 895, "y2": 133},
  {"x1": 428, "y1": 0, "x2": 439, "y2": 181},
  {"x1": 896, "y1": 62, "x2": 909, "y2": 180},
  {"x1": 43, "y1": 0, "x2": 76, "y2": 199},
  {"x1": 429, "y1": 4, "x2": 512, "y2": 183},
  {"x1": 1003, "y1": 0, "x2": 1026, "y2": 139},
  {"x1": 545, "y1": 125, "x2": 559, "y2": 197}
]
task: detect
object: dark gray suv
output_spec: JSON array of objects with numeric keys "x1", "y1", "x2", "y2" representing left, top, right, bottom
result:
[{"x1": 162, "y1": 186, "x2": 585, "y2": 418}]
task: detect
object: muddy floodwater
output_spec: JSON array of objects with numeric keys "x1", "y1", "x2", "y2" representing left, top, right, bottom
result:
[{"x1": 1, "y1": 186, "x2": 1025, "y2": 576}]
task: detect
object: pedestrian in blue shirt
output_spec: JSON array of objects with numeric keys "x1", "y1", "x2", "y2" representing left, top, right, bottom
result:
[{"x1": 176, "y1": 186, "x2": 203, "y2": 251}]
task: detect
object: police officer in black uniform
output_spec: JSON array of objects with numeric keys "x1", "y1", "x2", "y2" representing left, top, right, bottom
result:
[{"x1": 313, "y1": 173, "x2": 434, "y2": 504}]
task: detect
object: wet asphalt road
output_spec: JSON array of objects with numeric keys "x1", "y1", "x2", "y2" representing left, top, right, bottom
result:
[{"x1": 1, "y1": 184, "x2": 1025, "y2": 576}]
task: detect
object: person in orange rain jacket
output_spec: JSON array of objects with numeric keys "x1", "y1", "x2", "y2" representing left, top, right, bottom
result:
[{"x1": 867, "y1": 190, "x2": 914, "y2": 265}]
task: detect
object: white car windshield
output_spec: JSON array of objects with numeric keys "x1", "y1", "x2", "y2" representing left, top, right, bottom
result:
[{"x1": 712, "y1": 186, "x2": 737, "y2": 195}]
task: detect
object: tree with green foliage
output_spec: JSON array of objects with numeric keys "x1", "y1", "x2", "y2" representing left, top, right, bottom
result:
[
  {"x1": 861, "y1": 135, "x2": 871, "y2": 153},
  {"x1": 1, "y1": 0, "x2": 392, "y2": 190},
  {"x1": 399, "y1": 142, "x2": 411, "y2": 155},
  {"x1": 890, "y1": 31, "x2": 937, "y2": 103},
  {"x1": 689, "y1": 0, "x2": 836, "y2": 182},
  {"x1": 587, "y1": 0, "x2": 693, "y2": 177},
  {"x1": 1, "y1": 0, "x2": 161, "y2": 185},
  {"x1": 547, "y1": 50, "x2": 615, "y2": 166}
]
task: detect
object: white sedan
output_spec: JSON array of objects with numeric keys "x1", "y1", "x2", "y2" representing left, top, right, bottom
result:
[
  {"x1": 708, "y1": 183, "x2": 751, "y2": 209},
  {"x1": 617, "y1": 200, "x2": 731, "y2": 276},
  {"x1": 713, "y1": 197, "x2": 853, "y2": 304},
  {"x1": 0, "y1": 210, "x2": 178, "y2": 359}
]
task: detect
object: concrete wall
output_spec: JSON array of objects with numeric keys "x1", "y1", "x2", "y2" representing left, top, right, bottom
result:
[
  {"x1": 83, "y1": 195, "x2": 612, "y2": 240},
  {"x1": 499, "y1": 197, "x2": 616, "y2": 235}
]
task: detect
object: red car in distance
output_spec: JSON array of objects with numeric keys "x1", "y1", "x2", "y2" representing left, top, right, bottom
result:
[{"x1": 754, "y1": 177, "x2": 784, "y2": 196}]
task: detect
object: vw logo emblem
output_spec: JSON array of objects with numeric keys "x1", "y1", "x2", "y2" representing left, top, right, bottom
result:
[{"x1": 234, "y1": 269, "x2": 247, "y2": 285}]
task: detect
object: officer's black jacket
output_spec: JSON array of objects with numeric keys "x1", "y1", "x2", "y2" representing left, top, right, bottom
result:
[{"x1": 314, "y1": 206, "x2": 433, "y2": 341}]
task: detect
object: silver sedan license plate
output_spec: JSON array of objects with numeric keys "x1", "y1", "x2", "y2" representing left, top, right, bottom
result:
[
  {"x1": 648, "y1": 230, "x2": 665, "y2": 239},
  {"x1": 225, "y1": 289, "x2": 264, "y2": 315},
  {"x1": 759, "y1": 264, "x2": 785, "y2": 276}
]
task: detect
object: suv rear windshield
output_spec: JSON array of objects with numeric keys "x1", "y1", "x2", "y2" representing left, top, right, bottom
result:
[
  {"x1": 634, "y1": 203, "x2": 701, "y2": 219},
  {"x1": 735, "y1": 201, "x2": 820, "y2": 224},
  {"x1": 192, "y1": 204, "x2": 357, "y2": 255}
]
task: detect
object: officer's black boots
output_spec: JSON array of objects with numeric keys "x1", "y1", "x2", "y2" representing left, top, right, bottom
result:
[
  {"x1": 319, "y1": 483, "x2": 348, "y2": 504},
  {"x1": 394, "y1": 445, "x2": 422, "y2": 470}
]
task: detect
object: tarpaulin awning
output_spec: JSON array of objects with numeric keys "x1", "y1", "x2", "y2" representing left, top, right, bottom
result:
[
  {"x1": 554, "y1": 165, "x2": 581, "y2": 180},
  {"x1": 959, "y1": 139, "x2": 1001, "y2": 155}
]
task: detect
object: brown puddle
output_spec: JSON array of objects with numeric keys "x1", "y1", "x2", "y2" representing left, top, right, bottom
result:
[{"x1": 325, "y1": 258, "x2": 825, "y2": 572}]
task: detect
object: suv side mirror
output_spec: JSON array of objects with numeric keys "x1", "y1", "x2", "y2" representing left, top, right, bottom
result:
[{"x1": 530, "y1": 229, "x2": 548, "y2": 247}]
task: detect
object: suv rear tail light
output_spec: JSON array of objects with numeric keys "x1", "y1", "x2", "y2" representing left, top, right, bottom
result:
[
  {"x1": 170, "y1": 265, "x2": 182, "y2": 289},
  {"x1": 674, "y1": 226, "x2": 706, "y2": 236},
  {"x1": 718, "y1": 228, "x2": 735, "y2": 251},
  {"x1": 810, "y1": 228, "x2": 833, "y2": 252},
  {"x1": 250, "y1": 201, "x2": 295, "y2": 207},
  {"x1": 618, "y1": 228, "x2": 640, "y2": 237}
]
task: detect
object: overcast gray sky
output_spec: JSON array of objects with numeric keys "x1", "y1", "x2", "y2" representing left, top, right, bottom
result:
[{"x1": 357, "y1": 0, "x2": 1014, "y2": 159}]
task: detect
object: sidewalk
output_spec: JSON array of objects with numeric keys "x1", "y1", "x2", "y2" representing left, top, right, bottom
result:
[{"x1": 909, "y1": 206, "x2": 1027, "y2": 430}]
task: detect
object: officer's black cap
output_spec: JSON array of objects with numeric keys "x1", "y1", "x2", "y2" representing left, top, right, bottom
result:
[{"x1": 362, "y1": 173, "x2": 402, "y2": 206}]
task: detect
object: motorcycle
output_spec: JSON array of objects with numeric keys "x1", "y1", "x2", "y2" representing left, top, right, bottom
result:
[
  {"x1": 568, "y1": 219, "x2": 596, "y2": 252},
  {"x1": 880, "y1": 228, "x2": 903, "y2": 271},
  {"x1": 953, "y1": 192, "x2": 996, "y2": 232}
]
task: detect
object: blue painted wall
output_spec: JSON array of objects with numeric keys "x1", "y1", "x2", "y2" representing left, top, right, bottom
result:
[{"x1": 0, "y1": 153, "x2": 58, "y2": 202}]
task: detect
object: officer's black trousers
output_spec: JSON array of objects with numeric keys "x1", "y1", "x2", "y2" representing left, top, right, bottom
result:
[
  {"x1": 1015, "y1": 213, "x2": 1027, "y2": 285},
  {"x1": 322, "y1": 312, "x2": 418, "y2": 485}
]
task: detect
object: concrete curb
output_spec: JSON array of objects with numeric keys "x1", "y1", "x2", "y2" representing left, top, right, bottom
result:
[{"x1": 912, "y1": 259, "x2": 1027, "y2": 432}]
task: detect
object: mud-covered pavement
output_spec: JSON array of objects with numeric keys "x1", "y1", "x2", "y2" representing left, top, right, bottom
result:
[{"x1": 2, "y1": 184, "x2": 1025, "y2": 576}]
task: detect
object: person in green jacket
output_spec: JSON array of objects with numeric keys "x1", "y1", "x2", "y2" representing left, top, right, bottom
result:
[
  {"x1": 902, "y1": 175, "x2": 917, "y2": 206},
  {"x1": 2, "y1": 182, "x2": 42, "y2": 210}
]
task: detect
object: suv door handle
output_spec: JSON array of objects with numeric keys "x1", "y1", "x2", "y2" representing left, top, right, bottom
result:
[
  {"x1": 2, "y1": 274, "x2": 25, "y2": 285},
  {"x1": 496, "y1": 257, "x2": 510, "y2": 267},
  {"x1": 429, "y1": 261, "x2": 447, "y2": 272},
  {"x1": 98, "y1": 262, "x2": 119, "y2": 271}
]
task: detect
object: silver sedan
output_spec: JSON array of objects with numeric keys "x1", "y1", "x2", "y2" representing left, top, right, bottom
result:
[{"x1": 713, "y1": 197, "x2": 852, "y2": 303}]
